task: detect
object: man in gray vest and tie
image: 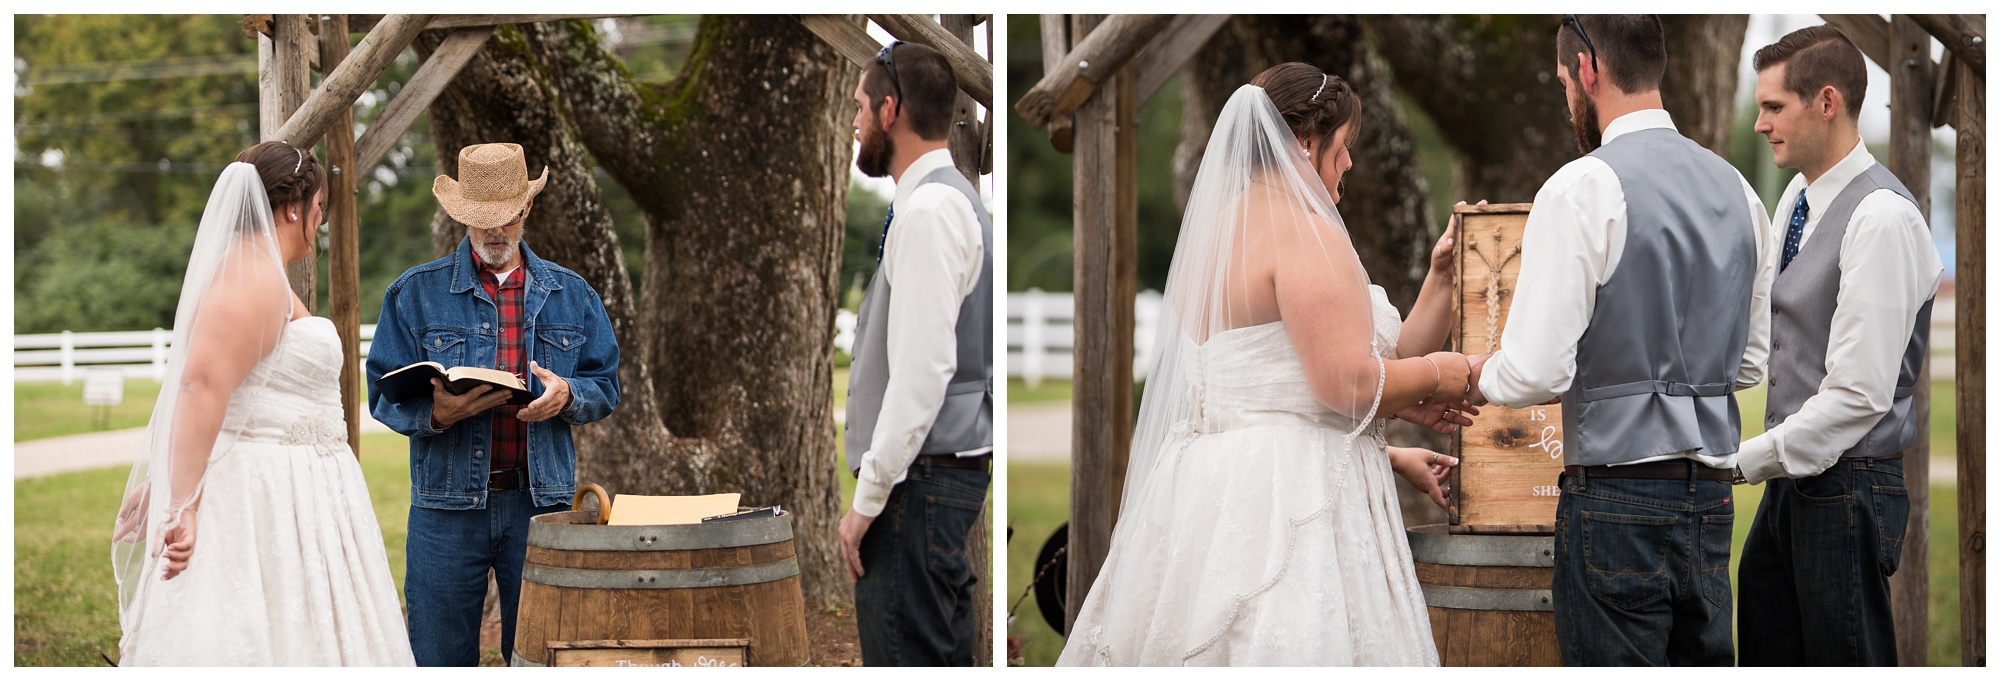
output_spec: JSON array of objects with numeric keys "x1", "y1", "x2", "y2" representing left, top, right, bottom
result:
[
  {"x1": 839, "y1": 40, "x2": 992, "y2": 666},
  {"x1": 1733, "y1": 25, "x2": 1941, "y2": 666},
  {"x1": 1468, "y1": 15, "x2": 1775, "y2": 665}
]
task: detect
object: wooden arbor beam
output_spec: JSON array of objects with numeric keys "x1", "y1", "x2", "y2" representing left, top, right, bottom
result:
[
  {"x1": 797, "y1": 15, "x2": 996, "y2": 110},
  {"x1": 354, "y1": 26, "x2": 496, "y2": 174},
  {"x1": 867, "y1": 14, "x2": 994, "y2": 108},
  {"x1": 1911, "y1": 13, "x2": 1985, "y2": 79},
  {"x1": 1015, "y1": 14, "x2": 1172, "y2": 130},
  {"x1": 1822, "y1": 14, "x2": 1893, "y2": 69},
  {"x1": 274, "y1": 14, "x2": 432, "y2": 149},
  {"x1": 1040, "y1": 14, "x2": 1075, "y2": 153},
  {"x1": 342, "y1": 14, "x2": 635, "y2": 34},
  {"x1": 1132, "y1": 14, "x2": 1231, "y2": 108}
]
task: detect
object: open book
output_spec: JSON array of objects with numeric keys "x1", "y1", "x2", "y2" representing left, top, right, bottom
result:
[
  {"x1": 608, "y1": 493, "x2": 742, "y2": 526},
  {"x1": 375, "y1": 362, "x2": 534, "y2": 405}
]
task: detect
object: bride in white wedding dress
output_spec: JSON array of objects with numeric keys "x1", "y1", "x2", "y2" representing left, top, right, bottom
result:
[
  {"x1": 112, "y1": 142, "x2": 415, "y2": 666},
  {"x1": 1057, "y1": 64, "x2": 1480, "y2": 666}
]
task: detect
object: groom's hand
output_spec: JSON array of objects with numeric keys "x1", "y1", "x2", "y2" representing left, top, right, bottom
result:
[
  {"x1": 431, "y1": 379, "x2": 512, "y2": 428},
  {"x1": 839, "y1": 509, "x2": 875, "y2": 584},
  {"x1": 1465, "y1": 353, "x2": 1492, "y2": 407},
  {"x1": 517, "y1": 361, "x2": 572, "y2": 423}
]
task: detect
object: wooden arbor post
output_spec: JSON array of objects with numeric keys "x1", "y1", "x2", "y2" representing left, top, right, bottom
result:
[
  {"x1": 320, "y1": 14, "x2": 363, "y2": 456},
  {"x1": 1887, "y1": 15, "x2": 1936, "y2": 664},
  {"x1": 1017, "y1": 13, "x2": 1228, "y2": 633},
  {"x1": 1828, "y1": 12, "x2": 1987, "y2": 666}
]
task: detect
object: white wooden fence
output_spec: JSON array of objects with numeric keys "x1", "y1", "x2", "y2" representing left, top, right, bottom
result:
[
  {"x1": 13, "y1": 326, "x2": 378, "y2": 384},
  {"x1": 1008, "y1": 289, "x2": 1164, "y2": 387}
]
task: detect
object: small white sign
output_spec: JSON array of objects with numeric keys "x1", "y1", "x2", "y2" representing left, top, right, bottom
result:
[{"x1": 83, "y1": 371, "x2": 126, "y2": 407}]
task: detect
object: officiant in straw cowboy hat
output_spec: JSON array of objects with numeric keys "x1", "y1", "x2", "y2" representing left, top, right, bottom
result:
[{"x1": 367, "y1": 141, "x2": 623, "y2": 666}]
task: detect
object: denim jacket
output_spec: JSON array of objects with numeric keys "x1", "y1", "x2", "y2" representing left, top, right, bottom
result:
[{"x1": 367, "y1": 237, "x2": 620, "y2": 509}]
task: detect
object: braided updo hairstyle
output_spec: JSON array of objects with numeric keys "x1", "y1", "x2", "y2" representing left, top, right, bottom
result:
[
  {"x1": 233, "y1": 140, "x2": 325, "y2": 219},
  {"x1": 1250, "y1": 62, "x2": 1361, "y2": 174}
]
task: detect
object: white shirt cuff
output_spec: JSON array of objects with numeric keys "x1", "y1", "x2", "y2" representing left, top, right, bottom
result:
[
  {"x1": 851, "y1": 465, "x2": 892, "y2": 518},
  {"x1": 1738, "y1": 431, "x2": 1785, "y2": 484}
]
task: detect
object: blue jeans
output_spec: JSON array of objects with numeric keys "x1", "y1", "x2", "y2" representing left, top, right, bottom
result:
[
  {"x1": 853, "y1": 459, "x2": 989, "y2": 666},
  {"x1": 1553, "y1": 470, "x2": 1735, "y2": 666},
  {"x1": 404, "y1": 487, "x2": 567, "y2": 666},
  {"x1": 1738, "y1": 458, "x2": 1908, "y2": 666}
]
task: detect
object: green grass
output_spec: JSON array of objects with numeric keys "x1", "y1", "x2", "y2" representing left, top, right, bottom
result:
[
  {"x1": 14, "y1": 432, "x2": 413, "y2": 667},
  {"x1": 1008, "y1": 380, "x2": 1967, "y2": 666},
  {"x1": 1007, "y1": 378, "x2": 1073, "y2": 406},
  {"x1": 1003, "y1": 461, "x2": 1070, "y2": 667},
  {"x1": 14, "y1": 380, "x2": 164, "y2": 442}
]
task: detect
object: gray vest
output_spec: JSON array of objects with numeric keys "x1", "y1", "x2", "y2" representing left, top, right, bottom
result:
[
  {"x1": 1562, "y1": 128, "x2": 1759, "y2": 466},
  {"x1": 1765, "y1": 163, "x2": 1930, "y2": 458},
  {"x1": 845, "y1": 166, "x2": 994, "y2": 474}
]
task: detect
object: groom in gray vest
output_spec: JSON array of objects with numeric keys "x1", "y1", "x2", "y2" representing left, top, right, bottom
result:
[
  {"x1": 838, "y1": 41, "x2": 992, "y2": 666},
  {"x1": 1469, "y1": 15, "x2": 1774, "y2": 665},
  {"x1": 1734, "y1": 25, "x2": 1940, "y2": 666}
]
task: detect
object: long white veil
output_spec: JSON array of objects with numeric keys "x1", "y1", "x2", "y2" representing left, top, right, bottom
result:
[
  {"x1": 1118, "y1": 84, "x2": 1385, "y2": 521},
  {"x1": 113, "y1": 161, "x2": 291, "y2": 629}
]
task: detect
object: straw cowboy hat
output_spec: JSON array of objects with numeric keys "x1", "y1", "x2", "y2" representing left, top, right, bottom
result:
[{"x1": 432, "y1": 143, "x2": 548, "y2": 229}]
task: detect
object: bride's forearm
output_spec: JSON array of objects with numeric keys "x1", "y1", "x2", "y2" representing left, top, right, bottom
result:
[
  {"x1": 1397, "y1": 268, "x2": 1456, "y2": 359},
  {"x1": 166, "y1": 378, "x2": 231, "y2": 509}
]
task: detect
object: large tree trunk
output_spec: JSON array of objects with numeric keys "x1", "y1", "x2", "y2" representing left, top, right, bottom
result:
[
  {"x1": 420, "y1": 17, "x2": 854, "y2": 607},
  {"x1": 1660, "y1": 16, "x2": 1749, "y2": 155}
]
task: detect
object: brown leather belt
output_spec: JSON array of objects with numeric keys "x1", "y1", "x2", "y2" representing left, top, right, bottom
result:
[
  {"x1": 488, "y1": 468, "x2": 525, "y2": 491},
  {"x1": 1563, "y1": 459, "x2": 1733, "y2": 482},
  {"x1": 919, "y1": 454, "x2": 991, "y2": 472}
]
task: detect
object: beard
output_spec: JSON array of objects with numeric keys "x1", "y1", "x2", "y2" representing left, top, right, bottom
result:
[
  {"x1": 1570, "y1": 91, "x2": 1603, "y2": 154},
  {"x1": 475, "y1": 237, "x2": 518, "y2": 269},
  {"x1": 856, "y1": 118, "x2": 895, "y2": 178}
]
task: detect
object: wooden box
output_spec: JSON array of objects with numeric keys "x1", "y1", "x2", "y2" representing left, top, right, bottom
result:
[
  {"x1": 1450, "y1": 203, "x2": 1564, "y2": 534},
  {"x1": 547, "y1": 639, "x2": 750, "y2": 667}
]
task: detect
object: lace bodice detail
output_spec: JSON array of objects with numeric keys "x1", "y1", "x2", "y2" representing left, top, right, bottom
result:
[
  {"x1": 1180, "y1": 285, "x2": 1401, "y2": 436},
  {"x1": 220, "y1": 317, "x2": 348, "y2": 453}
]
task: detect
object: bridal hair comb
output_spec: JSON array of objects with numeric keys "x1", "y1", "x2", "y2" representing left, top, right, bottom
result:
[
  {"x1": 1310, "y1": 74, "x2": 1328, "y2": 103},
  {"x1": 291, "y1": 145, "x2": 303, "y2": 173}
]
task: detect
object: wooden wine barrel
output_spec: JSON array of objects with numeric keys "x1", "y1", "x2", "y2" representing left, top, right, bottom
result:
[
  {"x1": 511, "y1": 495, "x2": 808, "y2": 667},
  {"x1": 1409, "y1": 524, "x2": 1559, "y2": 666}
]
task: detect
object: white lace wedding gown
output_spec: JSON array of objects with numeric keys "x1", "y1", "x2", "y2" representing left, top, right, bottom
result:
[
  {"x1": 120, "y1": 316, "x2": 415, "y2": 666},
  {"x1": 1058, "y1": 286, "x2": 1437, "y2": 666}
]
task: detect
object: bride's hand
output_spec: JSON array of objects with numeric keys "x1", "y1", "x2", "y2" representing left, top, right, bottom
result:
[
  {"x1": 1430, "y1": 209, "x2": 1461, "y2": 280},
  {"x1": 1390, "y1": 447, "x2": 1458, "y2": 512},
  {"x1": 1424, "y1": 352, "x2": 1472, "y2": 401},
  {"x1": 114, "y1": 482, "x2": 151, "y2": 543},
  {"x1": 1394, "y1": 398, "x2": 1479, "y2": 434},
  {"x1": 159, "y1": 506, "x2": 199, "y2": 580}
]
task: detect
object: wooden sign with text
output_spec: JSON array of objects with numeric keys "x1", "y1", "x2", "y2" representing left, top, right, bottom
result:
[
  {"x1": 1451, "y1": 203, "x2": 1563, "y2": 534},
  {"x1": 547, "y1": 639, "x2": 750, "y2": 668}
]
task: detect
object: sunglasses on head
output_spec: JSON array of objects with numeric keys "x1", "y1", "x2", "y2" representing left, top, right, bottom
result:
[
  {"x1": 873, "y1": 40, "x2": 905, "y2": 115},
  {"x1": 1562, "y1": 14, "x2": 1599, "y2": 74}
]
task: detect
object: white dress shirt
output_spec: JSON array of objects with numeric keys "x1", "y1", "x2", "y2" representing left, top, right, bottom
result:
[
  {"x1": 851, "y1": 148, "x2": 988, "y2": 517},
  {"x1": 1477, "y1": 109, "x2": 1775, "y2": 468},
  {"x1": 1736, "y1": 139, "x2": 1941, "y2": 484}
]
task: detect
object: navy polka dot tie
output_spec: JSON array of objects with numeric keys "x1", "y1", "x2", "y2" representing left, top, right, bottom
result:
[
  {"x1": 875, "y1": 205, "x2": 895, "y2": 267},
  {"x1": 1781, "y1": 193, "x2": 1809, "y2": 272}
]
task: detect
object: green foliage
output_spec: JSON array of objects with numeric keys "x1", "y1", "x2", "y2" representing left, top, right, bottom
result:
[
  {"x1": 13, "y1": 217, "x2": 192, "y2": 333},
  {"x1": 842, "y1": 182, "x2": 891, "y2": 308},
  {"x1": 1005, "y1": 15, "x2": 1188, "y2": 294}
]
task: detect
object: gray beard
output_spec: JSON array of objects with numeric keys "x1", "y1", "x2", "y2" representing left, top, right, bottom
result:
[{"x1": 476, "y1": 242, "x2": 517, "y2": 269}]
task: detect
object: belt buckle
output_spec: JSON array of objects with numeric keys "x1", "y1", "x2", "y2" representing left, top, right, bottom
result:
[{"x1": 488, "y1": 468, "x2": 519, "y2": 491}]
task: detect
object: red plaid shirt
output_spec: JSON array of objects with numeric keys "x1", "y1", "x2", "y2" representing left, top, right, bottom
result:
[{"x1": 479, "y1": 259, "x2": 529, "y2": 471}]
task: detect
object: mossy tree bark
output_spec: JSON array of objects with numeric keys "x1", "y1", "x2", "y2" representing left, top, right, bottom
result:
[{"x1": 418, "y1": 16, "x2": 856, "y2": 607}]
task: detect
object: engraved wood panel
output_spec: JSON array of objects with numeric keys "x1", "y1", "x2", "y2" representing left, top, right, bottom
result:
[{"x1": 1452, "y1": 203, "x2": 1564, "y2": 533}]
